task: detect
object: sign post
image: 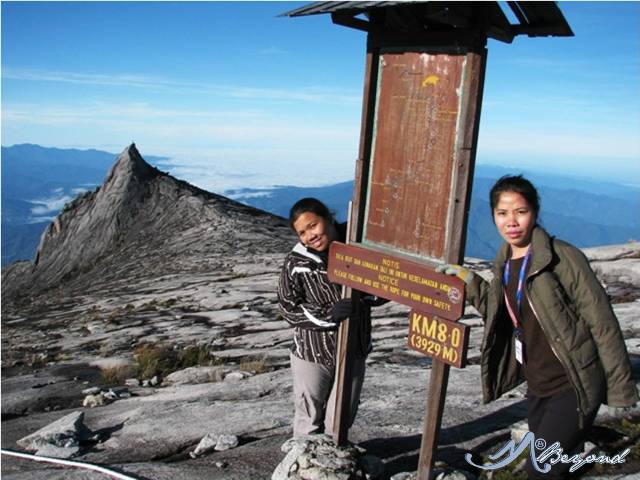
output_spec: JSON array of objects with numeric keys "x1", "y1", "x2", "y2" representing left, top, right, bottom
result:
[{"x1": 284, "y1": 3, "x2": 573, "y2": 477}]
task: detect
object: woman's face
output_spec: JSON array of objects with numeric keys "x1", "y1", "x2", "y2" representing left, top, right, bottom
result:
[
  {"x1": 493, "y1": 191, "x2": 536, "y2": 255},
  {"x1": 293, "y1": 212, "x2": 337, "y2": 252}
]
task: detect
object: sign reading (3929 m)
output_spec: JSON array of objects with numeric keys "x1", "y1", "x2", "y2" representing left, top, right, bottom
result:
[
  {"x1": 407, "y1": 310, "x2": 470, "y2": 368},
  {"x1": 328, "y1": 242, "x2": 465, "y2": 321}
]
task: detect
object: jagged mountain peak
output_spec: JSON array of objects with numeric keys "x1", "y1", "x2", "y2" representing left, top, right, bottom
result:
[
  {"x1": 104, "y1": 143, "x2": 158, "y2": 185},
  {"x1": 2, "y1": 145, "x2": 293, "y2": 298},
  {"x1": 100, "y1": 144, "x2": 160, "y2": 198}
]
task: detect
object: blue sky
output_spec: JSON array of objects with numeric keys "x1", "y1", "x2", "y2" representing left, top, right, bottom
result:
[{"x1": 2, "y1": 1, "x2": 639, "y2": 192}]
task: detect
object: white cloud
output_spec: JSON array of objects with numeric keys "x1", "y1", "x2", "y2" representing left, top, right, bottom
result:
[
  {"x1": 29, "y1": 193, "x2": 74, "y2": 216},
  {"x1": 28, "y1": 216, "x2": 56, "y2": 224}
]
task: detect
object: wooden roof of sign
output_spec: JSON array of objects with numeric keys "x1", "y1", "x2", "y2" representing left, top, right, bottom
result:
[{"x1": 281, "y1": 1, "x2": 573, "y2": 43}]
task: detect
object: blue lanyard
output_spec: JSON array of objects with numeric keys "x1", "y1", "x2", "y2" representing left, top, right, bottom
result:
[{"x1": 503, "y1": 248, "x2": 532, "y2": 324}]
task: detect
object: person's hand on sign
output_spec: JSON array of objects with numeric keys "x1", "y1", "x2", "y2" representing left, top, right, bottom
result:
[
  {"x1": 436, "y1": 264, "x2": 474, "y2": 285},
  {"x1": 330, "y1": 298, "x2": 353, "y2": 324}
]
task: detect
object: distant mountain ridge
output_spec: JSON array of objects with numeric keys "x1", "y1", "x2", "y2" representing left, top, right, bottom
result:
[
  {"x1": 2, "y1": 144, "x2": 638, "y2": 266},
  {"x1": 2, "y1": 144, "x2": 293, "y2": 298},
  {"x1": 229, "y1": 170, "x2": 640, "y2": 260}
]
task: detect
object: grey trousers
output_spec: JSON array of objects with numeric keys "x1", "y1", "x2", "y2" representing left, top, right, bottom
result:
[{"x1": 290, "y1": 352, "x2": 366, "y2": 438}]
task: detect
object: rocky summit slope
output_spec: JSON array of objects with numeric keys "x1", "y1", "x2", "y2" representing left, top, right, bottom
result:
[{"x1": 1, "y1": 149, "x2": 639, "y2": 480}]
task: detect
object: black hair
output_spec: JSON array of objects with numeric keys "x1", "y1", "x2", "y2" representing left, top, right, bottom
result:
[
  {"x1": 289, "y1": 198, "x2": 334, "y2": 230},
  {"x1": 490, "y1": 175, "x2": 540, "y2": 219}
]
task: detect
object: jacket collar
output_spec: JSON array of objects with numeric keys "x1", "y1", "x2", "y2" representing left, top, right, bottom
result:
[
  {"x1": 292, "y1": 242, "x2": 324, "y2": 264},
  {"x1": 493, "y1": 225, "x2": 554, "y2": 277}
]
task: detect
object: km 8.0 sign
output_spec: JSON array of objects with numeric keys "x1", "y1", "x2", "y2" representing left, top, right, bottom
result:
[{"x1": 407, "y1": 310, "x2": 470, "y2": 368}]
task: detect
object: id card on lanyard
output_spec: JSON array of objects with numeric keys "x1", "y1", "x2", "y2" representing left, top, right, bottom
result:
[{"x1": 503, "y1": 248, "x2": 531, "y2": 364}]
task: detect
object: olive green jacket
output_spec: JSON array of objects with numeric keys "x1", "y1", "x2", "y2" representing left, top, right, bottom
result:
[{"x1": 466, "y1": 226, "x2": 638, "y2": 418}]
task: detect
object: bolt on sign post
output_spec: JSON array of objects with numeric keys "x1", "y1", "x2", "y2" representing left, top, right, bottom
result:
[{"x1": 283, "y1": 3, "x2": 573, "y2": 478}]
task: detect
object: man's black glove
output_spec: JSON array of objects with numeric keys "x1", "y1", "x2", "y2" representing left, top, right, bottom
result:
[{"x1": 330, "y1": 298, "x2": 353, "y2": 323}]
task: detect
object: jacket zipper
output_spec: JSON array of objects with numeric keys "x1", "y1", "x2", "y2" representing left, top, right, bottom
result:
[{"x1": 525, "y1": 277, "x2": 585, "y2": 416}]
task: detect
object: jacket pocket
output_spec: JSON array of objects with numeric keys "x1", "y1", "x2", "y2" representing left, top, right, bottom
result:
[{"x1": 579, "y1": 353, "x2": 598, "y2": 369}]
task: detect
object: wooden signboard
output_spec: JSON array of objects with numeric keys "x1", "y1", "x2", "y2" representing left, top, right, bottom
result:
[
  {"x1": 328, "y1": 241, "x2": 465, "y2": 321},
  {"x1": 362, "y1": 50, "x2": 482, "y2": 262},
  {"x1": 407, "y1": 310, "x2": 470, "y2": 369}
]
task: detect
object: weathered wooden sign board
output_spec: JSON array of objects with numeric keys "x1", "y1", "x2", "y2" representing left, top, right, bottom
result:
[
  {"x1": 362, "y1": 51, "x2": 476, "y2": 261},
  {"x1": 328, "y1": 241, "x2": 465, "y2": 320},
  {"x1": 407, "y1": 310, "x2": 470, "y2": 369}
]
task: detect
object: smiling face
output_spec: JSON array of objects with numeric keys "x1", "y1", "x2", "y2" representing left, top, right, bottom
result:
[
  {"x1": 293, "y1": 211, "x2": 337, "y2": 252},
  {"x1": 493, "y1": 191, "x2": 536, "y2": 258}
]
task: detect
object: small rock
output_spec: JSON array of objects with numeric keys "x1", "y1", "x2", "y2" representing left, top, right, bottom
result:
[
  {"x1": 390, "y1": 473, "x2": 416, "y2": 480},
  {"x1": 125, "y1": 378, "x2": 140, "y2": 387},
  {"x1": 142, "y1": 380, "x2": 151, "y2": 387},
  {"x1": 272, "y1": 441, "x2": 308, "y2": 480},
  {"x1": 82, "y1": 387, "x2": 101, "y2": 395},
  {"x1": 17, "y1": 411, "x2": 91, "y2": 454},
  {"x1": 82, "y1": 394, "x2": 105, "y2": 408},
  {"x1": 584, "y1": 441, "x2": 597, "y2": 454},
  {"x1": 241, "y1": 305, "x2": 250, "y2": 311},
  {"x1": 35, "y1": 443, "x2": 81, "y2": 459},
  {"x1": 102, "y1": 389, "x2": 119, "y2": 401},
  {"x1": 434, "y1": 469, "x2": 476, "y2": 480},
  {"x1": 191, "y1": 433, "x2": 218, "y2": 458},
  {"x1": 510, "y1": 419, "x2": 529, "y2": 444},
  {"x1": 281, "y1": 437, "x2": 303, "y2": 453},
  {"x1": 311, "y1": 455, "x2": 352, "y2": 470},
  {"x1": 224, "y1": 371, "x2": 246, "y2": 382},
  {"x1": 215, "y1": 461, "x2": 228, "y2": 468},
  {"x1": 215, "y1": 434, "x2": 239, "y2": 451},
  {"x1": 149, "y1": 375, "x2": 160, "y2": 386},
  {"x1": 298, "y1": 452, "x2": 312, "y2": 469},
  {"x1": 165, "y1": 366, "x2": 224, "y2": 385}
]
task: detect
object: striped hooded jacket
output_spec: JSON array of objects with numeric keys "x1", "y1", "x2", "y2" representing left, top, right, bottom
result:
[{"x1": 278, "y1": 240, "x2": 372, "y2": 367}]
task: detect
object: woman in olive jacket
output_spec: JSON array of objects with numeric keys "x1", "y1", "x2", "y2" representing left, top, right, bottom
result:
[{"x1": 440, "y1": 175, "x2": 637, "y2": 479}]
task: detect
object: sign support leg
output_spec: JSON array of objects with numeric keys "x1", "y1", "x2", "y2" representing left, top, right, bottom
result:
[
  {"x1": 333, "y1": 202, "x2": 355, "y2": 446},
  {"x1": 332, "y1": 288, "x2": 355, "y2": 446},
  {"x1": 418, "y1": 359, "x2": 450, "y2": 479}
]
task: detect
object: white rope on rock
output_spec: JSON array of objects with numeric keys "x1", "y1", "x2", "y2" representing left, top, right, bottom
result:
[{"x1": 0, "y1": 448, "x2": 139, "y2": 480}]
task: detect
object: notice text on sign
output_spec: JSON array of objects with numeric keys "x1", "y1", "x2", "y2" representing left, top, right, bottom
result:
[{"x1": 328, "y1": 242, "x2": 465, "y2": 321}]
